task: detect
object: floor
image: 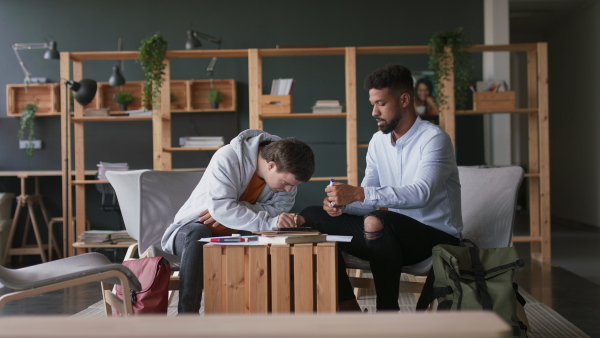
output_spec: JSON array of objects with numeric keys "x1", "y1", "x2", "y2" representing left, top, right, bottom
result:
[{"x1": 1, "y1": 213, "x2": 599, "y2": 337}]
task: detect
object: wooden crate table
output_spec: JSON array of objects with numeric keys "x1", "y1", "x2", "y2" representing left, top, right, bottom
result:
[{"x1": 203, "y1": 242, "x2": 337, "y2": 314}]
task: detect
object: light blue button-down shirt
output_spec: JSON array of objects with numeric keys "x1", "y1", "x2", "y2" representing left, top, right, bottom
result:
[{"x1": 345, "y1": 117, "x2": 463, "y2": 237}]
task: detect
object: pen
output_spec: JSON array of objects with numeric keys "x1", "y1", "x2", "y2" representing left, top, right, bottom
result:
[
  {"x1": 329, "y1": 179, "x2": 336, "y2": 207},
  {"x1": 210, "y1": 237, "x2": 258, "y2": 243}
]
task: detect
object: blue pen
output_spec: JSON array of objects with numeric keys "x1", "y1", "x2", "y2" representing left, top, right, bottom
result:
[{"x1": 329, "y1": 179, "x2": 336, "y2": 207}]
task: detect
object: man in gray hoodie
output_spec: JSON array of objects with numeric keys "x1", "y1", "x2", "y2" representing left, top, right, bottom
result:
[{"x1": 162, "y1": 129, "x2": 315, "y2": 313}]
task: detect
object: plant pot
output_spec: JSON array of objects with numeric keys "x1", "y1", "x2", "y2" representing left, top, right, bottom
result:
[
  {"x1": 120, "y1": 104, "x2": 128, "y2": 111},
  {"x1": 210, "y1": 102, "x2": 219, "y2": 109}
]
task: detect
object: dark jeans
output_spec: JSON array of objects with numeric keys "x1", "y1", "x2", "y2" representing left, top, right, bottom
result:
[
  {"x1": 172, "y1": 221, "x2": 253, "y2": 314},
  {"x1": 299, "y1": 206, "x2": 459, "y2": 311}
]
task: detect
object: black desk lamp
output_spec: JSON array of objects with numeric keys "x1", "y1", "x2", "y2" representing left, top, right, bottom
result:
[{"x1": 185, "y1": 29, "x2": 222, "y2": 80}]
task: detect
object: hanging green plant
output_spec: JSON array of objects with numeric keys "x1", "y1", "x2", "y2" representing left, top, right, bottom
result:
[
  {"x1": 18, "y1": 103, "x2": 38, "y2": 161},
  {"x1": 428, "y1": 27, "x2": 473, "y2": 110},
  {"x1": 137, "y1": 32, "x2": 168, "y2": 110}
]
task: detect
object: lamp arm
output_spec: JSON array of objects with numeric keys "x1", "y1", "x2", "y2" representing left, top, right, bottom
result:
[
  {"x1": 191, "y1": 31, "x2": 222, "y2": 46},
  {"x1": 12, "y1": 43, "x2": 51, "y2": 84}
]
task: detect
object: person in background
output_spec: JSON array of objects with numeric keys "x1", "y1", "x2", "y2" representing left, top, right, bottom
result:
[
  {"x1": 298, "y1": 64, "x2": 462, "y2": 312},
  {"x1": 161, "y1": 129, "x2": 315, "y2": 314},
  {"x1": 414, "y1": 78, "x2": 439, "y2": 116}
]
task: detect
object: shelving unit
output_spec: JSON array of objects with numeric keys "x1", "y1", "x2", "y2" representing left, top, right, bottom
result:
[
  {"x1": 248, "y1": 44, "x2": 550, "y2": 262},
  {"x1": 60, "y1": 49, "x2": 242, "y2": 255},
  {"x1": 57, "y1": 44, "x2": 549, "y2": 262}
]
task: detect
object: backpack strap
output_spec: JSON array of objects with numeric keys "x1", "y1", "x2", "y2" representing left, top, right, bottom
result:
[
  {"x1": 416, "y1": 268, "x2": 435, "y2": 311},
  {"x1": 468, "y1": 246, "x2": 494, "y2": 310}
]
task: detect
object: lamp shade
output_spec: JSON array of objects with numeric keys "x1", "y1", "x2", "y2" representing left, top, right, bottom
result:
[
  {"x1": 108, "y1": 65, "x2": 126, "y2": 86},
  {"x1": 68, "y1": 79, "x2": 97, "y2": 106},
  {"x1": 185, "y1": 30, "x2": 202, "y2": 50},
  {"x1": 43, "y1": 41, "x2": 59, "y2": 60}
]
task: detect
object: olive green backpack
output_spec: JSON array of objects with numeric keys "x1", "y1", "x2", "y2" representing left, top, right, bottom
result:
[{"x1": 416, "y1": 240, "x2": 528, "y2": 337}]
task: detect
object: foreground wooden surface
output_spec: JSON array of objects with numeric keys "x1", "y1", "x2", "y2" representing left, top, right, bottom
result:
[{"x1": 0, "y1": 312, "x2": 511, "y2": 337}]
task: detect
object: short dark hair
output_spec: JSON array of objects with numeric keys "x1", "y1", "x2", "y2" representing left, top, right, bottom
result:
[
  {"x1": 363, "y1": 64, "x2": 414, "y2": 99},
  {"x1": 261, "y1": 138, "x2": 315, "y2": 182}
]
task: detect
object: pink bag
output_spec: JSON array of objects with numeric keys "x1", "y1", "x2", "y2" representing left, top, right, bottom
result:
[{"x1": 114, "y1": 256, "x2": 171, "y2": 315}]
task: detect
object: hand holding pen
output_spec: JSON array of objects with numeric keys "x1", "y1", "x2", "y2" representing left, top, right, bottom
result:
[{"x1": 329, "y1": 179, "x2": 336, "y2": 206}]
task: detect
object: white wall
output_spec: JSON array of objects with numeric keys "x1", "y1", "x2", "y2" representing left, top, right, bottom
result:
[{"x1": 547, "y1": 1, "x2": 600, "y2": 227}]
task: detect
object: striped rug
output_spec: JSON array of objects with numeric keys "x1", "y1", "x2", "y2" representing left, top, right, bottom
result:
[{"x1": 75, "y1": 286, "x2": 589, "y2": 338}]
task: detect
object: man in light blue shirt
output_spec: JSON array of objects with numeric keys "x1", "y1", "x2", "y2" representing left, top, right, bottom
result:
[{"x1": 299, "y1": 64, "x2": 463, "y2": 311}]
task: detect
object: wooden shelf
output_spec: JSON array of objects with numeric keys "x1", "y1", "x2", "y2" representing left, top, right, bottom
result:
[
  {"x1": 260, "y1": 113, "x2": 347, "y2": 119},
  {"x1": 71, "y1": 116, "x2": 152, "y2": 122},
  {"x1": 73, "y1": 241, "x2": 133, "y2": 249},
  {"x1": 164, "y1": 147, "x2": 221, "y2": 152},
  {"x1": 456, "y1": 108, "x2": 537, "y2": 115}
]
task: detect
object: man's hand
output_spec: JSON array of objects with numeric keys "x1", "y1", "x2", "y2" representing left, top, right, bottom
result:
[
  {"x1": 199, "y1": 209, "x2": 222, "y2": 228},
  {"x1": 322, "y1": 196, "x2": 345, "y2": 217},
  {"x1": 277, "y1": 213, "x2": 297, "y2": 228},
  {"x1": 325, "y1": 182, "x2": 364, "y2": 206}
]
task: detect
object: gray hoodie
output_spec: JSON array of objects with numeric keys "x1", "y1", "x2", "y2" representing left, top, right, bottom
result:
[{"x1": 161, "y1": 129, "x2": 296, "y2": 253}]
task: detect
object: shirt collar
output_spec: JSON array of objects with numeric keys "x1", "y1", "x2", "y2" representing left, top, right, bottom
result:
[{"x1": 390, "y1": 116, "x2": 422, "y2": 147}]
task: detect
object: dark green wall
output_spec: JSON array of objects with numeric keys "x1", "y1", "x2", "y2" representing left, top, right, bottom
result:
[{"x1": 0, "y1": 0, "x2": 484, "y2": 227}]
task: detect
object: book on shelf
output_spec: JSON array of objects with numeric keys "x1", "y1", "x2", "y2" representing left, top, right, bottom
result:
[
  {"x1": 270, "y1": 78, "x2": 294, "y2": 95},
  {"x1": 312, "y1": 100, "x2": 343, "y2": 113},
  {"x1": 84, "y1": 108, "x2": 109, "y2": 116},
  {"x1": 127, "y1": 109, "x2": 152, "y2": 116},
  {"x1": 179, "y1": 136, "x2": 225, "y2": 148},
  {"x1": 97, "y1": 161, "x2": 129, "y2": 180}
]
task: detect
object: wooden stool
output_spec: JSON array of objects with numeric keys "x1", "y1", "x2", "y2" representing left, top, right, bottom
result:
[
  {"x1": 203, "y1": 242, "x2": 337, "y2": 314},
  {"x1": 2, "y1": 176, "x2": 62, "y2": 266}
]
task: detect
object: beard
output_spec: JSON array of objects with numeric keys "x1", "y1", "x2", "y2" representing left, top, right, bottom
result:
[{"x1": 377, "y1": 114, "x2": 401, "y2": 134}]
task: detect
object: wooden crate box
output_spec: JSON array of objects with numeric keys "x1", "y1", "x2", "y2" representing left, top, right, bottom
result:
[
  {"x1": 204, "y1": 242, "x2": 337, "y2": 314},
  {"x1": 473, "y1": 91, "x2": 516, "y2": 111}
]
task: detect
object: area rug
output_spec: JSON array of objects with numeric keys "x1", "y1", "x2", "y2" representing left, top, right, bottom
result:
[{"x1": 74, "y1": 286, "x2": 589, "y2": 338}]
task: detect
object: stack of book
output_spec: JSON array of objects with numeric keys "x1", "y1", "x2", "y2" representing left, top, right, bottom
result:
[
  {"x1": 127, "y1": 109, "x2": 152, "y2": 117},
  {"x1": 109, "y1": 230, "x2": 136, "y2": 245},
  {"x1": 97, "y1": 161, "x2": 129, "y2": 180},
  {"x1": 84, "y1": 108, "x2": 109, "y2": 116},
  {"x1": 254, "y1": 229, "x2": 327, "y2": 244},
  {"x1": 179, "y1": 136, "x2": 225, "y2": 148},
  {"x1": 311, "y1": 100, "x2": 343, "y2": 113},
  {"x1": 270, "y1": 78, "x2": 294, "y2": 95},
  {"x1": 78, "y1": 230, "x2": 135, "y2": 245}
]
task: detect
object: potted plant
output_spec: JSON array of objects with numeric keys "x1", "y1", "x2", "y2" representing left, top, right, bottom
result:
[
  {"x1": 207, "y1": 89, "x2": 224, "y2": 109},
  {"x1": 113, "y1": 90, "x2": 135, "y2": 111},
  {"x1": 428, "y1": 27, "x2": 473, "y2": 110},
  {"x1": 170, "y1": 91, "x2": 177, "y2": 108},
  {"x1": 137, "y1": 33, "x2": 168, "y2": 110},
  {"x1": 18, "y1": 103, "x2": 38, "y2": 162}
]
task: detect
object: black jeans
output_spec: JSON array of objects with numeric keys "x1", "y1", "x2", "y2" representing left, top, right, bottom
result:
[
  {"x1": 299, "y1": 206, "x2": 459, "y2": 311},
  {"x1": 173, "y1": 221, "x2": 253, "y2": 314}
]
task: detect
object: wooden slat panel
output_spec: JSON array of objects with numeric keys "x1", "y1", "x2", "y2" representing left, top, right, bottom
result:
[
  {"x1": 345, "y1": 47, "x2": 358, "y2": 186},
  {"x1": 315, "y1": 242, "x2": 337, "y2": 312},
  {"x1": 293, "y1": 244, "x2": 315, "y2": 313},
  {"x1": 203, "y1": 244, "x2": 222, "y2": 313},
  {"x1": 224, "y1": 246, "x2": 246, "y2": 313},
  {"x1": 536, "y1": 42, "x2": 551, "y2": 262},
  {"x1": 248, "y1": 49, "x2": 262, "y2": 130},
  {"x1": 270, "y1": 244, "x2": 291, "y2": 313},
  {"x1": 246, "y1": 245, "x2": 269, "y2": 313},
  {"x1": 526, "y1": 48, "x2": 541, "y2": 256}
]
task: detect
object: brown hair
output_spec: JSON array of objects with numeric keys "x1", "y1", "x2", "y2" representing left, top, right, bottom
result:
[{"x1": 260, "y1": 138, "x2": 315, "y2": 182}]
